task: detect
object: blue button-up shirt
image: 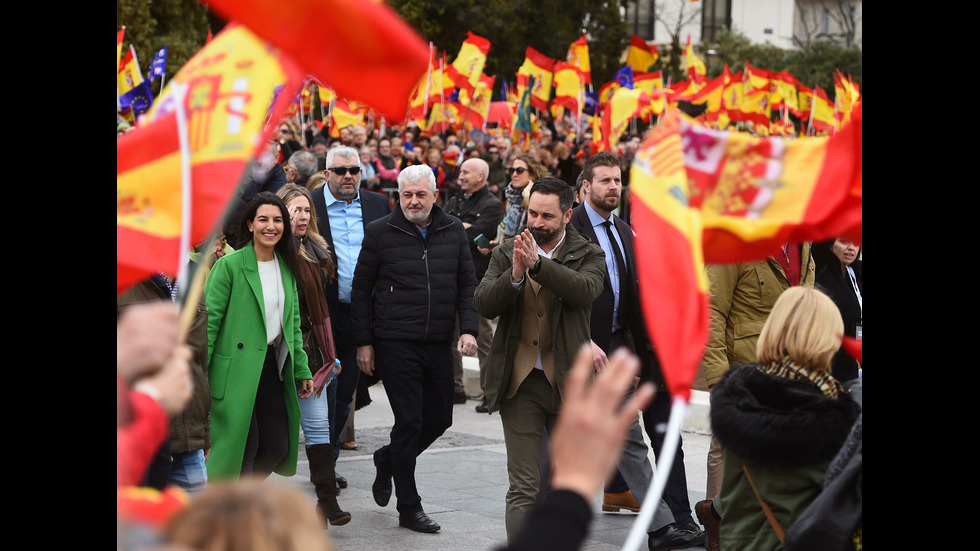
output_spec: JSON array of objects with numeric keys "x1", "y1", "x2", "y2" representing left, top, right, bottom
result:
[{"x1": 326, "y1": 192, "x2": 364, "y2": 304}]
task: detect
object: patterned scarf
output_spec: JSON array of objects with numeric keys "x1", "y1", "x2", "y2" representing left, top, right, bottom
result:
[
  {"x1": 756, "y1": 358, "x2": 845, "y2": 399},
  {"x1": 500, "y1": 182, "x2": 528, "y2": 238}
]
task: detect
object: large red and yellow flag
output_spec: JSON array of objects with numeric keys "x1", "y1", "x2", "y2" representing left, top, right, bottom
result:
[
  {"x1": 445, "y1": 31, "x2": 492, "y2": 93},
  {"x1": 629, "y1": 101, "x2": 862, "y2": 400},
  {"x1": 566, "y1": 33, "x2": 592, "y2": 85},
  {"x1": 627, "y1": 35, "x2": 659, "y2": 74},
  {"x1": 458, "y1": 73, "x2": 495, "y2": 129},
  {"x1": 204, "y1": 0, "x2": 429, "y2": 120},
  {"x1": 771, "y1": 70, "x2": 800, "y2": 116},
  {"x1": 629, "y1": 111, "x2": 709, "y2": 403},
  {"x1": 685, "y1": 102, "x2": 863, "y2": 261},
  {"x1": 517, "y1": 47, "x2": 556, "y2": 111},
  {"x1": 118, "y1": 24, "x2": 304, "y2": 295}
]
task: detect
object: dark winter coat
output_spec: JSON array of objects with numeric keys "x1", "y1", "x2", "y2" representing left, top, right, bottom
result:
[
  {"x1": 351, "y1": 203, "x2": 478, "y2": 345},
  {"x1": 711, "y1": 363, "x2": 860, "y2": 551}
]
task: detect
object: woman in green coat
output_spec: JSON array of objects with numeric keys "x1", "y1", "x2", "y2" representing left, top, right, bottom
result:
[{"x1": 205, "y1": 191, "x2": 313, "y2": 481}]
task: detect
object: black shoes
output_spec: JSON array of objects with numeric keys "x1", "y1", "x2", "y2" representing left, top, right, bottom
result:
[
  {"x1": 475, "y1": 398, "x2": 489, "y2": 412},
  {"x1": 647, "y1": 522, "x2": 705, "y2": 551},
  {"x1": 372, "y1": 448, "x2": 393, "y2": 507},
  {"x1": 335, "y1": 474, "x2": 348, "y2": 490},
  {"x1": 453, "y1": 390, "x2": 467, "y2": 404},
  {"x1": 399, "y1": 510, "x2": 441, "y2": 533}
]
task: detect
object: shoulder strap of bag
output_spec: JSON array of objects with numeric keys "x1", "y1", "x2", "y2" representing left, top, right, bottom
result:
[{"x1": 742, "y1": 464, "x2": 785, "y2": 544}]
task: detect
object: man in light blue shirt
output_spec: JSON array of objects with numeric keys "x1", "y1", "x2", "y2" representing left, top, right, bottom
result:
[{"x1": 311, "y1": 146, "x2": 392, "y2": 484}]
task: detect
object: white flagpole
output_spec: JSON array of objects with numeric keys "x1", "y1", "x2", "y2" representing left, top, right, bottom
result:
[
  {"x1": 621, "y1": 397, "x2": 690, "y2": 551},
  {"x1": 173, "y1": 81, "x2": 193, "y2": 290}
]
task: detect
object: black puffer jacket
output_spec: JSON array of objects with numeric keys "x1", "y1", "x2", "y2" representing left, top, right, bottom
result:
[{"x1": 352, "y1": 203, "x2": 478, "y2": 344}]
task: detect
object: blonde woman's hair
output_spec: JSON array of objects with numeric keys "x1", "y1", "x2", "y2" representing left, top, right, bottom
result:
[
  {"x1": 163, "y1": 477, "x2": 333, "y2": 551},
  {"x1": 276, "y1": 183, "x2": 333, "y2": 273},
  {"x1": 306, "y1": 172, "x2": 328, "y2": 192},
  {"x1": 756, "y1": 286, "x2": 844, "y2": 374}
]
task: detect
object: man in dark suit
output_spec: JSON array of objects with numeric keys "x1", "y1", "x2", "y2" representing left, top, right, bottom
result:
[
  {"x1": 311, "y1": 146, "x2": 392, "y2": 486},
  {"x1": 569, "y1": 151, "x2": 703, "y2": 551}
]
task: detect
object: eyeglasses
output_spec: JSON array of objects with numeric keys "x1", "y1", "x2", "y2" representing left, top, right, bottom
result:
[
  {"x1": 279, "y1": 128, "x2": 292, "y2": 134},
  {"x1": 328, "y1": 166, "x2": 361, "y2": 176},
  {"x1": 506, "y1": 166, "x2": 528, "y2": 175}
]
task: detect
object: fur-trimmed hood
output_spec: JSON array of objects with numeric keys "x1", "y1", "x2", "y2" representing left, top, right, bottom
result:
[{"x1": 711, "y1": 363, "x2": 860, "y2": 466}]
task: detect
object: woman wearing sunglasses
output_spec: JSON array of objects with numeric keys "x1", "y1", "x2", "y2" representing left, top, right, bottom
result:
[{"x1": 494, "y1": 154, "x2": 548, "y2": 246}]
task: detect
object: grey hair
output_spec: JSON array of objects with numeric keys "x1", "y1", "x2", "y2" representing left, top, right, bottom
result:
[
  {"x1": 397, "y1": 164, "x2": 438, "y2": 193},
  {"x1": 287, "y1": 150, "x2": 318, "y2": 180},
  {"x1": 325, "y1": 146, "x2": 359, "y2": 168}
]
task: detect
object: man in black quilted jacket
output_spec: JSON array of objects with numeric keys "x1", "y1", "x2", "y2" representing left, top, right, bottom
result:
[{"x1": 351, "y1": 164, "x2": 479, "y2": 534}]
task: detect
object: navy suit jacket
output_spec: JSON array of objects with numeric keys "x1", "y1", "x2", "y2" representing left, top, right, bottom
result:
[
  {"x1": 311, "y1": 187, "x2": 392, "y2": 312},
  {"x1": 569, "y1": 204, "x2": 663, "y2": 387}
]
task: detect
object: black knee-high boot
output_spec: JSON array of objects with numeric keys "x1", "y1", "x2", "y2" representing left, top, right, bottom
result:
[{"x1": 306, "y1": 444, "x2": 351, "y2": 528}]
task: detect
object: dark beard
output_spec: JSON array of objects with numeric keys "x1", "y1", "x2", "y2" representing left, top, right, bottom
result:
[{"x1": 530, "y1": 223, "x2": 563, "y2": 246}]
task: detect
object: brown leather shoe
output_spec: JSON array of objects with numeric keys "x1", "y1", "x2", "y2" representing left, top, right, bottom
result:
[
  {"x1": 602, "y1": 490, "x2": 641, "y2": 513},
  {"x1": 695, "y1": 499, "x2": 721, "y2": 551}
]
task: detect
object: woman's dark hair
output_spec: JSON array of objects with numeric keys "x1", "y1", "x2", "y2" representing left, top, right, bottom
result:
[{"x1": 238, "y1": 192, "x2": 303, "y2": 283}]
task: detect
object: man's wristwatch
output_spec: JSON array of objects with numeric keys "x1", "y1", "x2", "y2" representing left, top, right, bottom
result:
[{"x1": 529, "y1": 257, "x2": 542, "y2": 276}]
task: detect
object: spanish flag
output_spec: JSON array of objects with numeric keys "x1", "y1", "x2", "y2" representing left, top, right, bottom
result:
[
  {"x1": 808, "y1": 85, "x2": 837, "y2": 135},
  {"x1": 117, "y1": 28, "x2": 125, "y2": 76},
  {"x1": 565, "y1": 33, "x2": 592, "y2": 85},
  {"x1": 517, "y1": 46, "x2": 556, "y2": 111},
  {"x1": 445, "y1": 31, "x2": 492, "y2": 92},
  {"x1": 626, "y1": 35, "x2": 659, "y2": 74},
  {"x1": 633, "y1": 71, "x2": 667, "y2": 118},
  {"x1": 685, "y1": 35, "x2": 707, "y2": 84},
  {"x1": 330, "y1": 97, "x2": 364, "y2": 137},
  {"x1": 630, "y1": 101, "x2": 862, "y2": 401},
  {"x1": 552, "y1": 61, "x2": 584, "y2": 112},
  {"x1": 204, "y1": 0, "x2": 429, "y2": 120},
  {"x1": 118, "y1": 24, "x2": 303, "y2": 295},
  {"x1": 598, "y1": 87, "x2": 650, "y2": 152}
]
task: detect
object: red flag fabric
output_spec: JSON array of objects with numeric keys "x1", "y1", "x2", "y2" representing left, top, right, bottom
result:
[
  {"x1": 841, "y1": 336, "x2": 862, "y2": 365},
  {"x1": 205, "y1": 0, "x2": 429, "y2": 120},
  {"x1": 118, "y1": 24, "x2": 303, "y2": 295}
]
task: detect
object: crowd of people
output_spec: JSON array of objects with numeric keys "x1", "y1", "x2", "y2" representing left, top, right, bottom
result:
[{"x1": 118, "y1": 111, "x2": 862, "y2": 551}]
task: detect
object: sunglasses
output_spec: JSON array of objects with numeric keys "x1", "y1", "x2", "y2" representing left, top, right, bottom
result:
[
  {"x1": 328, "y1": 166, "x2": 361, "y2": 176},
  {"x1": 489, "y1": 150, "x2": 499, "y2": 155},
  {"x1": 506, "y1": 166, "x2": 528, "y2": 175}
]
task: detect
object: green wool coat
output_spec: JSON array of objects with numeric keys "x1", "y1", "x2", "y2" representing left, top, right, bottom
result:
[{"x1": 204, "y1": 242, "x2": 311, "y2": 480}]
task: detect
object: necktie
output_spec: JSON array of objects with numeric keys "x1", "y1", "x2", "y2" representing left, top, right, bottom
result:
[{"x1": 603, "y1": 220, "x2": 628, "y2": 325}]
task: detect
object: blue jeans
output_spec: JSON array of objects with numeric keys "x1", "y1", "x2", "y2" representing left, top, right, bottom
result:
[
  {"x1": 299, "y1": 389, "x2": 332, "y2": 446},
  {"x1": 168, "y1": 449, "x2": 208, "y2": 494}
]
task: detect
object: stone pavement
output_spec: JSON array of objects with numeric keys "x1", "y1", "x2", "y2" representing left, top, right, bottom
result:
[{"x1": 273, "y1": 355, "x2": 713, "y2": 551}]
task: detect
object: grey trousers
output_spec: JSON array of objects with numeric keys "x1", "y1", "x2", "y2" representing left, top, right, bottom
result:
[{"x1": 616, "y1": 403, "x2": 680, "y2": 532}]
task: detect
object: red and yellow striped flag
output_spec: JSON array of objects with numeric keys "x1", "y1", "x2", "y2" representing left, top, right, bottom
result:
[
  {"x1": 118, "y1": 24, "x2": 303, "y2": 295},
  {"x1": 627, "y1": 35, "x2": 659, "y2": 74},
  {"x1": 445, "y1": 31, "x2": 492, "y2": 92},
  {"x1": 517, "y1": 46, "x2": 555, "y2": 111},
  {"x1": 565, "y1": 33, "x2": 592, "y2": 85},
  {"x1": 630, "y1": 102, "x2": 862, "y2": 400}
]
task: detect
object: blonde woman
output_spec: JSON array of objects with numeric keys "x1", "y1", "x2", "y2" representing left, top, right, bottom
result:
[
  {"x1": 276, "y1": 183, "x2": 350, "y2": 529},
  {"x1": 708, "y1": 286, "x2": 860, "y2": 551}
]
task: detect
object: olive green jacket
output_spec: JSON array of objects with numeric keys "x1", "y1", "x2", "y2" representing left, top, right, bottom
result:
[{"x1": 702, "y1": 245, "x2": 815, "y2": 387}]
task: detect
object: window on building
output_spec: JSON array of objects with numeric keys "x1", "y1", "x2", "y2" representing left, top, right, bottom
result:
[
  {"x1": 626, "y1": 0, "x2": 656, "y2": 41},
  {"x1": 821, "y1": 8, "x2": 831, "y2": 35},
  {"x1": 701, "y1": 0, "x2": 731, "y2": 44}
]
